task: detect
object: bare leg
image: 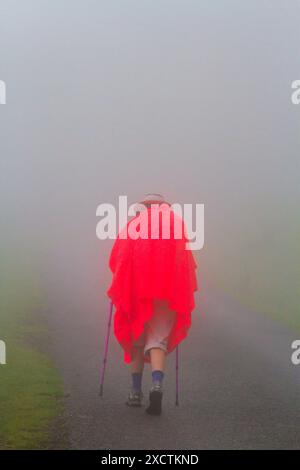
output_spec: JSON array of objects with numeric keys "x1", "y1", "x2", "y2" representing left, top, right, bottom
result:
[
  {"x1": 149, "y1": 347, "x2": 166, "y2": 372},
  {"x1": 130, "y1": 347, "x2": 145, "y2": 373}
]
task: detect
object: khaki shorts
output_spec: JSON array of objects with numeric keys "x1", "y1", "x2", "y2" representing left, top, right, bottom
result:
[{"x1": 133, "y1": 299, "x2": 176, "y2": 356}]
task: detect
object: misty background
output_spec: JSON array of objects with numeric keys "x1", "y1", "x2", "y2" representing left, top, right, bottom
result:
[{"x1": 1, "y1": 1, "x2": 299, "y2": 330}]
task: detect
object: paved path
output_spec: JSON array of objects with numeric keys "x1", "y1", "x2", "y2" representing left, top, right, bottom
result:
[{"x1": 47, "y1": 287, "x2": 300, "y2": 449}]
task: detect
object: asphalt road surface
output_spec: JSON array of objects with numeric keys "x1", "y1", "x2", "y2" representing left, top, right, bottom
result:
[{"x1": 47, "y1": 287, "x2": 300, "y2": 450}]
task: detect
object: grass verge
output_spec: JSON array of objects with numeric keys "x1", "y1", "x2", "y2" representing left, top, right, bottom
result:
[{"x1": 0, "y1": 266, "x2": 65, "y2": 449}]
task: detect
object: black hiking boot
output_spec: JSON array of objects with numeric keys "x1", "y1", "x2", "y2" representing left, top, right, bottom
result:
[
  {"x1": 145, "y1": 381, "x2": 163, "y2": 415},
  {"x1": 126, "y1": 389, "x2": 143, "y2": 407}
]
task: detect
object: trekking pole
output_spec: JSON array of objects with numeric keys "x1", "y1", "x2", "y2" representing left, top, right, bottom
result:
[
  {"x1": 99, "y1": 300, "x2": 113, "y2": 397},
  {"x1": 175, "y1": 345, "x2": 179, "y2": 406}
]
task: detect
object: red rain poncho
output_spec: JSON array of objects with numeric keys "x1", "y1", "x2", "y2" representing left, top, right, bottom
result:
[{"x1": 107, "y1": 204, "x2": 198, "y2": 364}]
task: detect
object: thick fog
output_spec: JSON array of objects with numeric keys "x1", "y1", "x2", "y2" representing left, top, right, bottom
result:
[{"x1": 1, "y1": 1, "x2": 299, "y2": 324}]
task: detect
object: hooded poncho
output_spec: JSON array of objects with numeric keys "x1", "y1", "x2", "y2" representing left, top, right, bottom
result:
[{"x1": 107, "y1": 204, "x2": 198, "y2": 364}]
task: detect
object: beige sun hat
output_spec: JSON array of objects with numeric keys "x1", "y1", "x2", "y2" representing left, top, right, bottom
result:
[
  {"x1": 134, "y1": 193, "x2": 170, "y2": 214},
  {"x1": 141, "y1": 193, "x2": 166, "y2": 204}
]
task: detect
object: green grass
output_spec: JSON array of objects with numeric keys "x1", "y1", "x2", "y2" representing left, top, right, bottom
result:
[{"x1": 0, "y1": 266, "x2": 65, "y2": 449}]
